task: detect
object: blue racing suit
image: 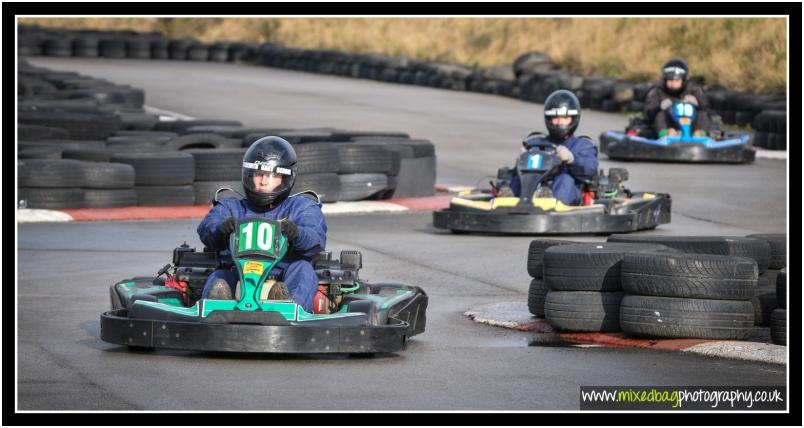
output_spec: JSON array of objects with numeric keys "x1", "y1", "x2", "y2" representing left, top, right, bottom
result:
[
  {"x1": 510, "y1": 135, "x2": 598, "y2": 205},
  {"x1": 197, "y1": 194, "x2": 327, "y2": 312}
]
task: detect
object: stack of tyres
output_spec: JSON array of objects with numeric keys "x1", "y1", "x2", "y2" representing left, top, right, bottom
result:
[
  {"x1": 541, "y1": 243, "x2": 675, "y2": 332},
  {"x1": 745, "y1": 234, "x2": 787, "y2": 345},
  {"x1": 609, "y1": 235, "x2": 774, "y2": 340},
  {"x1": 525, "y1": 239, "x2": 577, "y2": 318}
]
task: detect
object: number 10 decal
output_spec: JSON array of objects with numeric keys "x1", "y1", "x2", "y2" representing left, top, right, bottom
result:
[
  {"x1": 675, "y1": 103, "x2": 694, "y2": 117},
  {"x1": 239, "y1": 222, "x2": 274, "y2": 253}
]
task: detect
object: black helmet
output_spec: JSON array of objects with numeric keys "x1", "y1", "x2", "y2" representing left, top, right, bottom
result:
[
  {"x1": 241, "y1": 136, "x2": 297, "y2": 207},
  {"x1": 661, "y1": 58, "x2": 688, "y2": 94},
  {"x1": 543, "y1": 90, "x2": 581, "y2": 141}
]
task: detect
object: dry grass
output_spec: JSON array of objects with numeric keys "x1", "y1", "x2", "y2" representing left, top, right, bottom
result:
[{"x1": 18, "y1": 17, "x2": 787, "y2": 92}]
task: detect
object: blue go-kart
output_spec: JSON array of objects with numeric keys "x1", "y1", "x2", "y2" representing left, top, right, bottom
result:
[{"x1": 599, "y1": 101, "x2": 755, "y2": 163}]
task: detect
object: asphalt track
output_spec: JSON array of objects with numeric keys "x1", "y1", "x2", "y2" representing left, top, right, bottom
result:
[{"x1": 16, "y1": 58, "x2": 788, "y2": 411}]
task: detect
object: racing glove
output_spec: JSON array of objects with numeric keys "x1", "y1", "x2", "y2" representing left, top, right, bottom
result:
[
  {"x1": 555, "y1": 145, "x2": 575, "y2": 164},
  {"x1": 279, "y1": 218, "x2": 299, "y2": 243},
  {"x1": 219, "y1": 217, "x2": 237, "y2": 236},
  {"x1": 683, "y1": 94, "x2": 699, "y2": 106},
  {"x1": 660, "y1": 98, "x2": 673, "y2": 110}
]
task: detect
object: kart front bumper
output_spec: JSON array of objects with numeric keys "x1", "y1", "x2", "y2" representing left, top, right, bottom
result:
[
  {"x1": 432, "y1": 195, "x2": 671, "y2": 235},
  {"x1": 600, "y1": 133, "x2": 755, "y2": 163}
]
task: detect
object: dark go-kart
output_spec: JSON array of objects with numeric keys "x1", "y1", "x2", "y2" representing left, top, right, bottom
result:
[
  {"x1": 100, "y1": 217, "x2": 427, "y2": 354},
  {"x1": 599, "y1": 100, "x2": 755, "y2": 163},
  {"x1": 433, "y1": 137, "x2": 671, "y2": 234}
]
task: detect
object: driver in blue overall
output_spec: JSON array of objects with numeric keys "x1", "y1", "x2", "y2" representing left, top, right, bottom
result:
[
  {"x1": 643, "y1": 58, "x2": 710, "y2": 137},
  {"x1": 503, "y1": 90, "x2": 598, "y2": 206},
  {"x1": 197, "y1": 136, "x2": 327, "y2": 312}
]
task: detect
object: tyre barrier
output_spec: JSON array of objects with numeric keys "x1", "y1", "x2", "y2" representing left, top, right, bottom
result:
[
  {"x1": 526, "y1": 234, "x2": 788, "y2": 340},
  {"x1": 770, "y1": 308, "x2": 786, "y2": 346},
  {"x1": 525, "y1": 239, "x2": 578, "y2": 318},
  {"x1": 19, "y1": 24, "x2": 787, "y2": 150},
  {"x1": 17, "y1": 61, "x2": 437, "y2": 208},
  {"x1": 607, "y1": 234, "x2": 772, "y2": 274}
]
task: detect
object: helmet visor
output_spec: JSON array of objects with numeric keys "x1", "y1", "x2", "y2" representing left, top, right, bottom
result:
[
  {"x1": 662, "y1": 65, "x2": 687, "y2": 81},
  {"x1": 243, "y1": 160, "x2": 295, "y2": 194}
]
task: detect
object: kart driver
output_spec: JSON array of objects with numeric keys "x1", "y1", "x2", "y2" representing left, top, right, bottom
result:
[
  {"x1": 502, "y1": 89, "x2": 598, "y2": 206},
  {"x1": 197, "y1": 136, "x2": 327, "y2": 312},
  {"x1": 643, "y1": 58, "x2": 710, "y2": 137}
]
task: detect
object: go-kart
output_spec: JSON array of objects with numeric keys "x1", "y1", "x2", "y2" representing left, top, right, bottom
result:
[
  {"x1": 599, "y1": 100, "x2": 755, "y2": 163},
  {"x1": 100, "y1": 217, "x2": 428, "y2": 354},
  {"x1": 432, "y1": 137, "x2": 671, "y2": 234}
]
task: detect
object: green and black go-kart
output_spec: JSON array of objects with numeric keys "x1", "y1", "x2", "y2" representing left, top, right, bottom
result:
[
  {"x1": 100, "y1": 218, "x2": 428, "y2": 354},
  {"x1": 433, "y1": 139, "x2": 671, "y2": 235}
]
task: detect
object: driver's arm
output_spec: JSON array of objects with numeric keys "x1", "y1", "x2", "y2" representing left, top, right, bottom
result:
[
  {"x1": 287, "y1": 202, "x2": 327, "y2": 258},
  {"x1": 691, "y1": 86, "x2": 710, "y2": 111},
  {"x1": 197, "y1": 202, "x2": 236, "y2": 251},
  {"x1": 643, "y1": 88, "x2": 662, "y2": 121},
  {"x1": 566, "y1": 140, "x2": 599, "y2": 181}
]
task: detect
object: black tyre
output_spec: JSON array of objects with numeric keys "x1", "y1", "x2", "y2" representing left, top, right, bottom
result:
[
  {"x1": 750, "y1": 284, "x2": 778, "y2": 327},
  {"x1": 19, "y1": 124, "x2": 70, "y2": 141},
  {"x1": 19, "y1": 147, "x2": 63, "y2": 159},
  {"x1": 544, "y1": 291, "x2": 623, "y2": 332},
  {"x1": 18, "y1": 111, "x2": 123, "y2": 140},
  {"x1": 111, "y1": 152, "x2": 195, "y2": 186},
  {"x1": 82, "y1": 162, "x2": 136, "y2": 189},
  {"x1": 153, "y1": 119, "x2": 243, "y2": 134},
  {"x1": 620, "y1": 295, "x2": 754, "y2": 340},
  {"x1": 185, "y1": 148, "x2": 247, "y2": 181},
  {"x1": 526, "y1": 239, "x2": 578, "y2": 278},
  {"x1": 60, "y1": 148, "x2": 113, "y2": 162},
  {"x1": 21, "y1": 159, "x2": 86, "y2": 188},
  {"x1": 187, "y1": 44, "x2": 210, "y2": 61},
  {"x1": 99, "y1": 38, "x2": 127, "y2": 58},
  {"x1": 527, "y1": 279, "x2": 548, "y2": 317},
  {"x1": 769, "y1": 308, "x2": 786, "y2": 346},
  {"x1": 43, "y1": 37, "x2": 73, "y2": 57},
  {"x1": 23, "y1": 187, "x2": 85, "y2": 209},
  {"x1": 293, "y1": 173, "x2": 340, "y2": 202},
  {"x1": 166, "y1": 133, "x2": 242, "y2": 151},
  {"x1": 84, "y1": 189, "x2": 138, "y2": 208},
  {"x1": 347, "y1": 138, "x2": 436, "y2": 158},
  {"x1": 107, "y1": 135, "x2": 175, "y2": 147},
  {"x1": 135, "y1": 185, "x2": 196, "y2": 206},
  {"x1": 294, "y1": 143, "x2": 340, "y2": 174},
  {"x1": 621, "y1": 252, "x2": 757, "y2": 300},
  {"x1": 607, "y1": 235, "x2": 771, "y2": 274},
  {"x1": 329, "y1": 130, "x2": 410, "y2": 141},
  {"x1": 193, "y1": 181, "x2": 244, "y2": 205},
  {"x1": 746, "y1": 233, "x2": 786, "y2": 269},
  {"x1": 337, "y1": 144, "x2": 393, "y2": 174},
  {"x1": 776, "y1": 269, "x2": 786, "y2": 309},
  {"x1": 126, "y1": 37, "x2": 152, "y2": 59},
  {"x1": 184, "y1": 125, "x2": 248, "y2": 138},
  {"x1": 544, "y1": 243, "x2": 673, "y2": 292},
  {"x1": 337, "y1": 174, "x2": 388, "y2": 201}
]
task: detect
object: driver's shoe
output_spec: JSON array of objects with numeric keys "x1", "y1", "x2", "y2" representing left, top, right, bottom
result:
[
  {"x1": 496, "y1": 185, "x2": 514, "y2": 197},
  {"x1": 260, "y1": 279, "x2": 290, "y2": 301},
  {"x1": 692, "y1": 130, "x2": 707, "y2": 137},
  {"x1": 666, "y1": 128, "x2": 680, "y2": 137},
  {"x1": 208, "y1": 279, "x2": 233, "y2": 300}
]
